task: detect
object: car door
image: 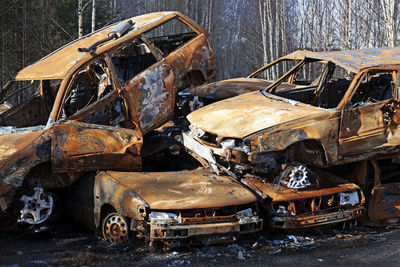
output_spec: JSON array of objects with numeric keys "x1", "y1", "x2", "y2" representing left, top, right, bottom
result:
[
  {"x1": 367, "y1": 160, "x2": 400, "y2": 221},
  {"x1": 51, "y1": 57, "x2": 143, "y2": 172},
  {"x1": 51, "y1": 121, "x2": 142, "y2": 172},
  {"x1": 108, "y1": 37, "x2": 176, "y2": 134},
  {"x1": 339, "y1": 69, "x2": 400, "y2": 157}
]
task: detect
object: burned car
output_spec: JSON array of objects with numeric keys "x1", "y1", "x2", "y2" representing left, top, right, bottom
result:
[
  {"x1": 181, "y1": 48, "x2": 400, "y2": 228},
  {"x1": 61, "y1": 169, "x2": 262, "y2": 245},
  {"x1": 184, "y1": 47, "x2": 400, "y2": 176},
  {"x1": 0, "y1": 11, "x2": 215, "y2": 226},
  {"x1": 242, "y1": 166, "x2": 364, "y2": 229}
]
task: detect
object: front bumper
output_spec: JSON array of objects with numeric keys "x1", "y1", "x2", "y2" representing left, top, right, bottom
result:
[
  {"x1": 149, "y1": 219, "x2": 263, "y2": 240},
  {"x1": 270, "y1": 206, "x2": 365, "y2": 229}
]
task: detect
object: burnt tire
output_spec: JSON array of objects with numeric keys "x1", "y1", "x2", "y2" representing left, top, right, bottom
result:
[{"x1": 101, "y1": 212, "x2": 129, "y2": 244}]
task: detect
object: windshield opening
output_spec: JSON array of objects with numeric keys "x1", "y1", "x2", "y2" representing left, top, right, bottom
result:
[
  {"x1": 0, "y1": 79, "x2": 61, "y2": 128},
  {"x1": 258, "y1": 58, "x2": 355, "y2": 109}
]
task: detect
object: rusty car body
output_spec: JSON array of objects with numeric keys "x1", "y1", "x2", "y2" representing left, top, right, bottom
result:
[
  {"x1": 242, "y1": 166, "x2": 364, "y2": 229},
  {"x1": 181, "y1": 48, "x2": 400, "y2": 228},
  {"x1": 0, "y1": 11, "x2": 215, "y2": 225},
  {"x1": 184, "y1": 47, "x2": 400, "y2": 175},
  {"x1": 61, "y1": 169, "x2": 262, "y2": 245}
]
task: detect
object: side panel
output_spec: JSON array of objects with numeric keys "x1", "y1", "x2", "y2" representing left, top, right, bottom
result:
[
  {"x1": 94, "y1": 172, "x2": 148, "y2": 228},
  {"x1": 245, "y1": 113, "x2": 341, "y2": 165},
  {"x1": 0, "y1": 130, "x2": 51, "y2": 211},
  {"x1": 339, "y1": 101, "x2": 389, "y2": 156},
  {"x1": 51, "y1": 121, "x2": 142, "y2": 172}
]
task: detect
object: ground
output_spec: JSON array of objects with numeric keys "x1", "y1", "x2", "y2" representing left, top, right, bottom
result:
[{"x1": 1, "y1": 218, "x2": 400, "y2": 266}]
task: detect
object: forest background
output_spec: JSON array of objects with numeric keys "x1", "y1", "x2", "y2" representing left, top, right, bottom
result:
[{"x1": 0, "y1": 0, "x2": 399, "y2": 88}]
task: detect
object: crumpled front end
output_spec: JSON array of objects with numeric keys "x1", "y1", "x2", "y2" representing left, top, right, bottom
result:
[
  {"x1": 147, "y1": 204, "x2": 263, "y2": 246},
  {"x1": 242, "y1": 167, "x2": 366, "y2": 229},
  {"x1": 95, "y1": 170, "x2": 263, "y2": 246}
]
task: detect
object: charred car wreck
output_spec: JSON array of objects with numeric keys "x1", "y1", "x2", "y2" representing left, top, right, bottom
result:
[
  {"x1": 62, "y1": 169, "x2": 262, "y2": 246},
  {"x1": 0, "y1": 11, "x2": 216, "y2": 228},
  {"x1": 182, "y1": 48, "x2": 400, "y2": 228}
]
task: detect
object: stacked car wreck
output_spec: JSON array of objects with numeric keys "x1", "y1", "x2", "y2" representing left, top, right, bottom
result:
[
  {"x1": 1, "y1": 10, "x2": 400, "y2": 248},
  {"x1": 184, "y1": 47, "x2": 400, "y2": 228},
  {"x1": 0, "y1": 11, "x2": 263, "y2": 245}
]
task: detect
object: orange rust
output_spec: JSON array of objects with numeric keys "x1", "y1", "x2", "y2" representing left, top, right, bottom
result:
[
  {"x1": 186, "y1": 48, "x2": 400, "y2": 176},
  {"x1": 103, "y1": 169, "x2": 257, "y2": 210},
  {"x1": 0, "y1": 11, "x2": 215, "y2": 217}
]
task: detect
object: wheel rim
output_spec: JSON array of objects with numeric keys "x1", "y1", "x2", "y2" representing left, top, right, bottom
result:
[{"x1": 102, "y1": 213, "x2": 129, "y2": 244}]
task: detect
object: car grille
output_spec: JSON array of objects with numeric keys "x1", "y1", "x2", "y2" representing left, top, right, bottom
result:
[
  {"x1": 272, "y1": 192, "x2": 360, "y2": 216},
  {"x1": 153, "y1": 203, "x2": 256, "y2": 224}
]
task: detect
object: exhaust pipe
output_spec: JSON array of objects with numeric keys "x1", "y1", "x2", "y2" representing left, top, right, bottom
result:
[{"x1": 78, "y1": 20, "x2": 134, "y2": 53}]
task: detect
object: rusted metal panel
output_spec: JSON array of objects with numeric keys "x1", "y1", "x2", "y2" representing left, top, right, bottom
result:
[
  {"x1": 270, "y1": 207, "x2": 365, "y2": 229},
  {"x1": 165, "y1": 35, "x2": 215, "y2": 89},
  {"x1": 188, "y1": 78, "x2": 273, "y2": 101},
  {"x1": 187, "y1": 91, "x2": 332, "y2": 139},
  {"x1": 100, "y1": 169, "x2": 257, "y2": 210},
  {"x1": 243, "y1": 177, "x2": 362, "y2": 202},
  {"x1": 368, "y1": 183, "x2": 400, "y2": 221},
  {"x1": 149, "y1": 220, "x2": 262, "y2": 240},
  {"x1": 0, "y1": 129, "x2": 51, "y2": 211},
  {"x1": 122, "y1": 62, "x2": 175, "y2": 133},
  {"x1": 364, "y1": 160, "x2": 400, "y2": 221},
  {"x1": 51, "y1": 121, "x2": 142, "y2": 172}
]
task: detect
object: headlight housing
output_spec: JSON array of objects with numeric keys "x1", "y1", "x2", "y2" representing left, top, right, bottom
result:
[
  {"x1": 236, "y1": 208, "x2": 259, "y2": 224},
  {"x1": 149, "y1": 212, "x2": 182, "y2": 224}
]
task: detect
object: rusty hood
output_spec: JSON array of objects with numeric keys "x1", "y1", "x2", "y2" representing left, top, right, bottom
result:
[
  {"x1": 104, "y1": 169, "x2": 257, "y2": 210},
  {"x1": 189, "y1": 78, "x2": 300, "y2": 101},
  {"x1": 241, "y1": 167, "x2": 363, "y2": 202},
  {"x1": 189, "y1": 78, "x2": 272, "y2": 100},
  {"x1": 0, "y1": 127, "x2": 45, "y2": 170},
  {"x1": 244, "y1": 177, "x2": 361, "y2": 202},
  {"x1": 187, "y1": 91, "x2": 329, "y2": 139}
]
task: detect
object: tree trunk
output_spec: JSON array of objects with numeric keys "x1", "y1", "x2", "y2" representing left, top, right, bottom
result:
[
  {"x1": 78, "y1": 0, "x2": 83, "y2": 37},
  {"x1": 91, "y1": 0, "x2": 96, "y2": 33},
  {"x1": 382, "y1": 0, "x2": 397, "y2": 47}
]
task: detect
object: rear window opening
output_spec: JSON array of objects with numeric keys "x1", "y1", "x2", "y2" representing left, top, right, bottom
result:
[{"x1": 0, "y1": 80, "x2": 61, "y2": 128}]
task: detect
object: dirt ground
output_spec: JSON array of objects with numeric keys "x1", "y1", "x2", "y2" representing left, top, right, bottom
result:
[{"x1": 1, "y1": 217, "x2": 400, "y2": 267}]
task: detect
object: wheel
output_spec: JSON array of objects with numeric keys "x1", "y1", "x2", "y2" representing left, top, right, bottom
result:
[{"x1": 101, "y1": 212, "x2": 129, "y2": 244}]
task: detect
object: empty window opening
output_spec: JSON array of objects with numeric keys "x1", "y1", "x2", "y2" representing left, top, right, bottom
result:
[
  {"x1": 142, "y1": 18, "x2": 198, "y2": 56},
  {"x1": 350, "y1": 71, "x2": 395, "y2": 107},
  {"x1": 111, "y1": 39, "x2": 157, "y2": 82}
]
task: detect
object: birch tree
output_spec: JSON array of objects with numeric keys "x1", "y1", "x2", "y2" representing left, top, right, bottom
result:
[
  {"x1": 92, "y1": 0, "x2": 96, "y2": 32},
  {"x1": 78, "y1": 0, "x2": 83, "y2": 37},
  {"x1": 382, "y1": 0, "x2": 398, "y2": 47}
]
